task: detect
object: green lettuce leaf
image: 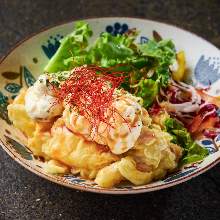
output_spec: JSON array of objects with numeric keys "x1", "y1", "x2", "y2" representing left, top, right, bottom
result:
[
  {"x1": 44, "y1": 21, "x2": 92, "y2": 73},
  {"x1": 89, "y1": 32, "x2": 136, "y2": 67},
  {"x1": 164, "y1": 118, "x2": 209, "y2": 165},
  {"x1": 132, "y1": 78, "x2": 159, "y2": 107},
  {"x1": 138, "y1": 39, "x2": 176, "y2": 87}
]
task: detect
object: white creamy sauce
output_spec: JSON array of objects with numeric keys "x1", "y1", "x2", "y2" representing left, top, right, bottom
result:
[{"x1": 25, "y1": 75, "x2": 63, "y2": 120}]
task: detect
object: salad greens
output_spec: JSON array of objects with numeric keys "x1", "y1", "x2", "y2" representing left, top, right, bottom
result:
[
  {"x1": 132, "y1": 78, "x2": 159, "y2": 107},
  {"x1": 164, "y1": 118, "x2": 209, "y2": 165},
  {"x1": 45, "y1": 21, "x2": 176, "y2": 108},
  {"x1": 43, "y1": 20, "x2": 210, "y2": 166},
  {"x1": 138, "y1": 40, "x2": 175, "y2": 87},
  {"x1": 44, "y1": 21, "x2": 93, "y2": 73},
  {"x1": 89, "y1": 32, "x2": 137, "y2": 67}
]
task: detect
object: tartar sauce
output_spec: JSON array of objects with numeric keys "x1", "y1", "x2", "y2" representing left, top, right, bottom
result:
[{"x1": 25, "y1": 75, "x2": 63, "y2": 120}]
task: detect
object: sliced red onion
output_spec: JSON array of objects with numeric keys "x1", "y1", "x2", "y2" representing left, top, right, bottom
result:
[
  {"x1": 203, "y1": 130, "x2": 219, "y2": 139},
  {"x1": 165, "y1": 80, "x2": 202, "y2": 113},
  {"x1": 199, "y1": 103, "x2": 217, "y2": 114},
  {"x1": 201, "y1": 108, "x2": 217, "y2": 120},
  {"x1": 166, "y1": 101, "x2": 201, "y2": 113},
  {"x1": 215, "y1": 121, "x2": 220, "y2": 128}
]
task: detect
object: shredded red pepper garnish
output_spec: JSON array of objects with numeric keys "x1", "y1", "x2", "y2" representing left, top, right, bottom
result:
[{"x1": 57, "y1": 65, "x2": 126, "y2": 132}]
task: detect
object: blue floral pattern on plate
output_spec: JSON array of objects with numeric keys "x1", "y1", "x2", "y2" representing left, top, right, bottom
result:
[
  {"x1": 4, "y1": 83, "x2": 21, "y2": 93},
  {"x1": 140, "y1": 36, "x2": 149, "y2": 44},
  {"x1": 163, "y1": 168, "x2": 197, "y2": 183},
  {"x1": 23, "y1": 66, "x2": 36, "y2": 87},
  {"x1": 0, "y1": 92, "x2": 11, "y2": 124},
  {"x1": 106, "y1": 22, "x2": 129, "y2": 35},
  {"x1": 105, "y1": 23, "x2": 155, "y2": 45},
  {"x1": 194, "y1": 55, "x2": 220, "y2": 86},
  {"x1": 5, "y1": 135, "x2": 33, "y2": 160},
  {"x1": 64, "y1": 175, "x2": 86, "y2": 184},
  {"x1": 200, "y1": 139, "x2": 218, "y2": 154},
  {"x1": 0, "y1": 66, "x2": 35, "y2": 124},
  {"x1": 214, "y1": 134, "x2": 220, "y2": 147},
  {"x1": 42, "y1": 34, "x2": 64, "y2": 59}
]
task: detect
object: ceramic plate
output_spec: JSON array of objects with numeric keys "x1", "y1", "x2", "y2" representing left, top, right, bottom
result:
[{"x1": 1, "y1": 17, "x2": 220, "y2": 194}]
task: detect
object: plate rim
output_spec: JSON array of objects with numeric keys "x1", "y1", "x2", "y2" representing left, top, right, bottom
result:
[
  {"x1": 1, "y1": 16, "x2": 220, "y2": 63},
  {"x1": 1, "y1": 137, "x2": 220, "y2": 194}
]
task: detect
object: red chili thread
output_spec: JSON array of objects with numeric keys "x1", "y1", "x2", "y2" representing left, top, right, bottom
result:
[{"x1": 56, "y1": 65, "x2": 127, "y2": 135}]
